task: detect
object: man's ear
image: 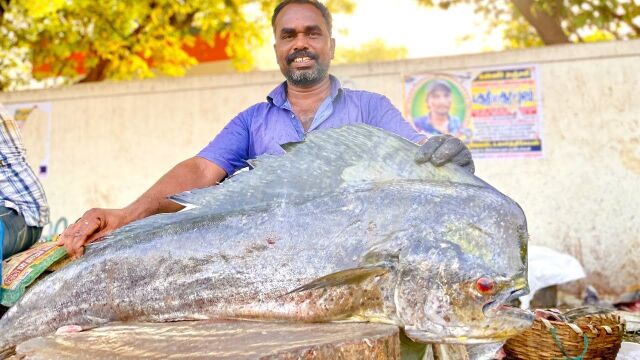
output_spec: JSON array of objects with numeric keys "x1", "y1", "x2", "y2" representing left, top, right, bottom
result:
[{"x1": 330, "y1": 38, "x2": 336, "y2": 59}]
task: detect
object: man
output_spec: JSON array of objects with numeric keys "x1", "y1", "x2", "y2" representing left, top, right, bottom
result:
[
  {"x1": 0, "y1": 104, "x2": 50, "y2": 260},
  {"x1": 58, "y1": 0, "x2": 474, "y2": 258},
  {"x1": 413, "y1": 80, "x2": 463, "y2": 136}
]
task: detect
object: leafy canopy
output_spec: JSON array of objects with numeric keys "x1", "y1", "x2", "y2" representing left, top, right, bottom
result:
[
  {"x1": 0, "y1": 0, "x2": 354, "y2": 90},
  {"x1": 417, "y1": 0, "x2": 640, "y2": 48}
]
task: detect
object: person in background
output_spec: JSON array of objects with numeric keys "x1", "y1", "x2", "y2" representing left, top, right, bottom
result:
[
  {"x1": 413, "y1": 80, "x2": 463, "y2": 136},
  {"x1": 0, "y1": 103, "x2": 50, "y2": 260}
]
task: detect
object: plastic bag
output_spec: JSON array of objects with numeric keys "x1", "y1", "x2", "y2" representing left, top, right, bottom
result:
[
  {"x1": 1, "y1": 240, "x2": 68, "y2": 307},
  {"x1": 520, "y1": 245, "x2": 586, "y2": 309},
  {"x1": 616, "y1": 342, "x2": 640, "y2": 360}
]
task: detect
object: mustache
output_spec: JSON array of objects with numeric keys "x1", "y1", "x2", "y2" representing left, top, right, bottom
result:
[{"x1": 286, "y1": 50, "x2": 318, "y2": 65}]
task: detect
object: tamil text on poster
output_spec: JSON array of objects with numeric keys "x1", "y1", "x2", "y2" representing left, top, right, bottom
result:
[{"x1": 404, "y1": 65, "x2": 543, "y2": 158}]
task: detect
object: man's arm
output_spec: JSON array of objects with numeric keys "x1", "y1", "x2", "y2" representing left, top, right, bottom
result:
[
  {"x1": 59, "y1": 107, "x2": 253, "y2": 258},
  {"x1": 58, "y1": 157, "x2": 226, "y2": 258},
  {"x1": 364, "y1": 94, "x2": 426, "y2": 144},
  {"x1": 365, "y1": 94, "x2": 474, "y2": 173},
  {"x1": 127, "y1": 156, "x2": 226, "y2": 216}
]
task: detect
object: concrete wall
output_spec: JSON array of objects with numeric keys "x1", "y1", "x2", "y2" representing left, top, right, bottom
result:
[{"x1": 1, "y1": 40, "x2": 638, "y2": 295}]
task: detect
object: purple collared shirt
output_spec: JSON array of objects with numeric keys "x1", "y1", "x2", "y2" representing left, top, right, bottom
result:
[{"x1": 198, "y1": 76, "x2": 424, "y2": 176}]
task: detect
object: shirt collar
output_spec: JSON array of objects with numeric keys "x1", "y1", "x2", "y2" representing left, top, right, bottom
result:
[{"x1": 267, "y1": 75, "x2": 343, "y2": 108}]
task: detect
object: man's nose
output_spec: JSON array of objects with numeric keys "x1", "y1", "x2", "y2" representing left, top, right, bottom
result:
[{"x1": 292, "y1": 33, "x2": 309, "y2": 51}]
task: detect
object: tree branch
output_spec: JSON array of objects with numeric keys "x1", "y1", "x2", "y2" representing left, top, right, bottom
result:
[
  {"x1": 0, "y1": 0, "x2": 10, "y2": 26},
  {"x1": 169, "y1": 11, "x2": 196, "y2": 31},
  {"x1": 79, "y1": 58, "x2": 110, "y2": 82},
  {"x1": 583, "y1": 0, "x2": 640, "y2": 36},
  {"x1": 511, "y1": 0, "x2": 571, "y2": 44}
]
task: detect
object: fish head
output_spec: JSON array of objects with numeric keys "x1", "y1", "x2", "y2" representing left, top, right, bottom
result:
[{"x1": 393, "y1": 240, "x2": 533, "y2": 344}]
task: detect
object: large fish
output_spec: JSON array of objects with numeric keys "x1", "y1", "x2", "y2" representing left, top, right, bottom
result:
[{"x1": 0, "y1": 125, "x2": 533, "y2": 356}]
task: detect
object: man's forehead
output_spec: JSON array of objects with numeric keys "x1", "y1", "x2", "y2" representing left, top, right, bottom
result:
[{"x1": 274, "y1": 3, "x2": 327, "y2": 32}]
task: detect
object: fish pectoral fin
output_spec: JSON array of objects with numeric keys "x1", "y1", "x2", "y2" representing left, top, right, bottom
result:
[{"x1": 286, "y1": 265, "x2": 390, "y2": 295}]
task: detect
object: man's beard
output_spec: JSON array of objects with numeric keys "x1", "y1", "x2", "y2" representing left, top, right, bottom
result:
[{"x1": 284, "y1": 50, "x2": 329, "y2": 87}]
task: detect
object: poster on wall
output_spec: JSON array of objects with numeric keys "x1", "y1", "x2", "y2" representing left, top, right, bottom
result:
[
  {"x1": 3, "y1": 102, "x2": 52, "y2": 177},
  {"x1": 403, "y1": 64, "x2": 543, "y2": 158}
]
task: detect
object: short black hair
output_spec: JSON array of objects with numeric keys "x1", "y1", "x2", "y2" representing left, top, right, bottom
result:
[
  {"x1": 427, "y1": 80, "x2": 452, "y2": 97},
  {"x1": 272, "y1": 0, "x2": 333, "y2": 35}
]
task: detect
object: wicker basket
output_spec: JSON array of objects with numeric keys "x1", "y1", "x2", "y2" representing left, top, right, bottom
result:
[{"x1": 504, "y1": 313, "x2": 625, "y2": 360}]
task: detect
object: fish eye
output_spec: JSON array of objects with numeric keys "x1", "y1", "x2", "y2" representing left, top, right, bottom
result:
[{"x1": 475, "y1": 277, "x2": 496, "y2": 295}]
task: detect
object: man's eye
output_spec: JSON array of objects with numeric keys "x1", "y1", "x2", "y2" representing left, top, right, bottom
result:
[
  {"x1": 309, "y1": 32, "x2": 321, "y2": 38},
  {"x1": 281, "y1": 34, "x2": 294, "y2": 40}
]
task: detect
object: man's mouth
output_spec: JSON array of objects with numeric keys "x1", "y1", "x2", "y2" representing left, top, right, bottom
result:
[{"x1": 286, "y1": 51, "x2": 318, "y2": 65}]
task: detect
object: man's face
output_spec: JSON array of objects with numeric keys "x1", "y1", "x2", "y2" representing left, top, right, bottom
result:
[
  {"x1": 427, "y1": 90, "x2": 453, "y2": 116},
  {"x1": 273, "y1": 3, "x2": 335, "y2": 87}
]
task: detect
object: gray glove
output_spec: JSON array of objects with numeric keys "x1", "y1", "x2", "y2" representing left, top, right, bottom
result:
[{"x1": 415, "y1": 134, "x2": 475, "y2": 174}]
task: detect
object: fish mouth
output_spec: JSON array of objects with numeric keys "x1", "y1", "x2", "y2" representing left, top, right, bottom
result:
[
  {"x1": 403, "y1": 287, "x2": 534, "y2": 345},
  {"x1": 482, "y1": 287, "x2": 534, "y2": 324}
]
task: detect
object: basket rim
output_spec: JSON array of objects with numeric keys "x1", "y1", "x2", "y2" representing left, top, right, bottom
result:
[{"x1": 537, "y1": 316, "x2": 626, "y2": 336}]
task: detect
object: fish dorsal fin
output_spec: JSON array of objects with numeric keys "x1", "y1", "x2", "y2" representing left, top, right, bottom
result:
[
  {"x1": 285, "y1": 265, "x2": 390, "y2": 295},
  {"x1": 170, "y1": 124, "x2": 486, "y2": 210},
  {"x1": 107, "y1": 125, "x2": 490, "y2": 243}
]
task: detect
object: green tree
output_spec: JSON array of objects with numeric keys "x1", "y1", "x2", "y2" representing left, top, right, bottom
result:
[
  {"x1": 0, "y1": 0, "x2": 354, "y2": 91},
  {"x1": 417, "y1": 0, "x2": 640, "y2": 48},
  {"x1": 333, "y1": 38, "x2": 408, "y2": 65}
]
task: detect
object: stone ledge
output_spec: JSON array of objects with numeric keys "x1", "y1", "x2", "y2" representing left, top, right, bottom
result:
[{"x1": 14, "y1": 320, "x2": 400, "y2": 360}]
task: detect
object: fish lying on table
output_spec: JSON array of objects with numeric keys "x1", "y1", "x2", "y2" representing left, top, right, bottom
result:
[{"x1": 0, "y1": 125, "x2": 533, "y2": 357}]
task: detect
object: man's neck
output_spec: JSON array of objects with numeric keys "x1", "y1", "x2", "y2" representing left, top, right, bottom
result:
[
  {"x1": 286, "y1": 76, "x2": 332, "y2": 107},
  {"x1": 286, "y1": 77, "x2": 332, "y2": 132}
]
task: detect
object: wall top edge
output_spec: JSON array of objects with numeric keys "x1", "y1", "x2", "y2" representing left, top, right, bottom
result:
[{"x1": 1, "y1": 39, "x2": 638, "y2": 104}]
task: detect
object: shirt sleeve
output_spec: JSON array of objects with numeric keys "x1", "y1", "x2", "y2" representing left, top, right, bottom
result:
[
  {"x1": 197, "y1": 109, "x2": 252, "y2": 176},
  {"x1": 364, "y1": 94, "x2": 426, "y2": 143}
]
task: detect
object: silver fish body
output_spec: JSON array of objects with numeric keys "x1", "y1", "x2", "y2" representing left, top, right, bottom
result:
[{"x1": 0, "y1": 125, "x2": 532, "y2": 354}]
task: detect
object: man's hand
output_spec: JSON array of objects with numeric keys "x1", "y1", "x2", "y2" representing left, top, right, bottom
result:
[
  {"x1": 57, "y1": 208, "x2": 130, "y2": 259},
  {"x1": 415, "y1": 134, "x2": 475, "y2": 174}
]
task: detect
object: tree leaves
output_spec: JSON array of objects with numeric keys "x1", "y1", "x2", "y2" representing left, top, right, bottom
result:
[
  {"x1": 0, "y1": 0, "x2": 354, "y2": 90},
  {"x1": 416, "y1": 0, "x2": 639, "y2": 48}
]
